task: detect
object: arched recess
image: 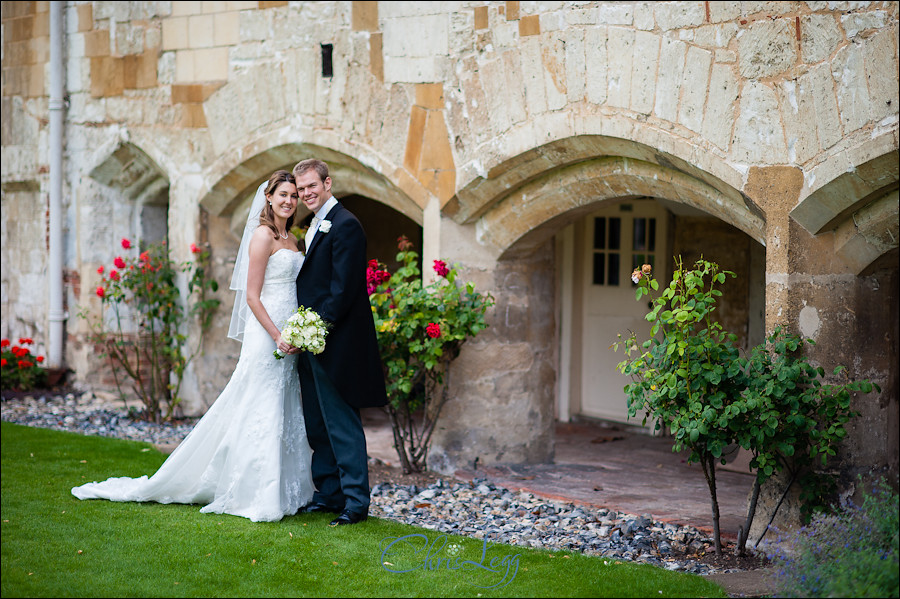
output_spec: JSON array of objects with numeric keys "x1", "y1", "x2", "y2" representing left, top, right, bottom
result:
[
  {"x1": 88, "y1": 140, "x2": 170, "y2": 245},
  {"x1": 447, "y1": 134, "x2": 753, "y2": 229},
  {"x1": 474, "y1": 156, "x2": 764, "y2": 260},
  {"x1": 791, "y1": 149, "x2": 899, "y2": 275},
  {"x1": 198, "y1": 143, "x2": 423, "y2": 232}
]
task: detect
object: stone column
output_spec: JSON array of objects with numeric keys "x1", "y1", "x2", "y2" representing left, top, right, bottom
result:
[
  {"x1": 745, "y1": 166, "x2": 898, "y2": 541},
  {"x1": 427, "y1": 218, "x2": 556, "y2": 474}
]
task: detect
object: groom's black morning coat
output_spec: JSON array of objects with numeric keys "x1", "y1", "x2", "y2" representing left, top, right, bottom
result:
[{"x1": 296, "y1": 202, "x2": 388, "y2": 409}]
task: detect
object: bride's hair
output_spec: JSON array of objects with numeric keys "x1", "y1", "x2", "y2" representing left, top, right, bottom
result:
[{"x1": 258, "y1": 170, "x2": 296, "y2": 238}]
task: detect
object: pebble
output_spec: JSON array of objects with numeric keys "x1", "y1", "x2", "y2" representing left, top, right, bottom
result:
[{"x1": 2, "y1": 391, "x2": 744, "y2": 575}]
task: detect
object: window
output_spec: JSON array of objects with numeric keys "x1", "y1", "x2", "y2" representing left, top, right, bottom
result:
[{"x1": 592, "y1": 217, "x2": 621, "y2": 286}]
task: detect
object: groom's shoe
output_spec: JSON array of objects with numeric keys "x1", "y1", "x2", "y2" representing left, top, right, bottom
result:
[
  {"x1": 298, "y1": 503, "x2": 341, "y2": 515},
  {"x1": 329, "y1": 509, "x2": 367, "y2": 526}
]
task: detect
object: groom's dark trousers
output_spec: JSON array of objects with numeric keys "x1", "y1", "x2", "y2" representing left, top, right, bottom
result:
[{"x1": 299, "y1": 352, "x2": 370, "y2": 515}]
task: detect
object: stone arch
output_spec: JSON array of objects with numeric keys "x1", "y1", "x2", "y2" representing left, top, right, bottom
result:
[
  {"x1": 448, "y1": 116, "x2": 748, "y2": 227},
  {"x1": 791, "y1": 137, "x2": 899, "y2": 275},
  {"x1": 470, "y1": 153, "x2": 762, "y2": 260},
  {"x1": 87, "y1": 137, "x2": 170, "y2": 245},
  {"x1": 198, "y1": 141, "x2": 425, "y2": 230}
]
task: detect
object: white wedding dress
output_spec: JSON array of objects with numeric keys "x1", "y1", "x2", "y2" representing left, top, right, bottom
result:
[{"x1": 72, "y1": 249, "x2": 314, "y2": 522}]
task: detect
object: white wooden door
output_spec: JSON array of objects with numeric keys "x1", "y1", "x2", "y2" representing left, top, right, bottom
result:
[{"x1": 580, "y1": 200, "x2": 668, "y2": 424}]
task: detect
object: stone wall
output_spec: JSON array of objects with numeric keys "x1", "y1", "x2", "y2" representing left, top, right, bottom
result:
[{"x1": 1, "y1": 2, "x2": 897, "y2": 503}]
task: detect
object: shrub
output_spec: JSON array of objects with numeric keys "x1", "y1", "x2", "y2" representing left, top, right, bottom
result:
[
  {"x1": 761, "y1": 476, "x2": 899, "y2": 598},
  {"x1": 368, "y1": 236, "x2": 494, "y2": 473},
  {"x1": 79, "y1": 239, "x2": 219, "y2": 423},
  {"x1": 0, "y1": 338, "x2": 48, "y2": 391}
]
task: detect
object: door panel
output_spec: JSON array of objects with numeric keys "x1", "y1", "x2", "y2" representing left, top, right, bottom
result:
[{"x1": 580, "y1": 200, "x2": 668, "y2": 424}]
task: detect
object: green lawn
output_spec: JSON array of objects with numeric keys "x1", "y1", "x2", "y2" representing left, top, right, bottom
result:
[{"x1": 1, "y1": 421, "x2": 727, "y2": 597}]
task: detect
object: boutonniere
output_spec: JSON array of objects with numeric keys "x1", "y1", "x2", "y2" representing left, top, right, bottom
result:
[{"x1": 319, "y1": 219, "x2": 332, "y2": 233}]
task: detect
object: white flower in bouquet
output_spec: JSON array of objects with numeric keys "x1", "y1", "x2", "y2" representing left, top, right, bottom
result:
[{"x1": 274, "y1": 306, "x2": 330, "y2": 358}]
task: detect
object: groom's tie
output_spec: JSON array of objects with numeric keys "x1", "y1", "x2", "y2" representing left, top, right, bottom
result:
[{"x1": 305, "y1": 216, "x2": 320, "y2": 251}]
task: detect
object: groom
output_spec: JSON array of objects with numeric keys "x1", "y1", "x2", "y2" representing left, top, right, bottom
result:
[{"x1": 293, "y1": 158, "x2": 388, "y2": 526}]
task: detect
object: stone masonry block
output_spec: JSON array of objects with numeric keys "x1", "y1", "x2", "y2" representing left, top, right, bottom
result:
[
  {"x1": 801, "y1": 13, "x2": 842, "y2": 64},
  {"x1": 188, "y1": 14, "x2": 215, "y2": 49},
  {"x1": 702, "y1": 62, "x2": 738, "y2": 150},
  {"x1": 842, "y1": 10, "x2": 888, "y2": 40},
  {"x1": 631, "y1": 30, "x2": 658, "y2": 115},
  {"x1": 564, "y1": 27, "x2": 586, "y2": 102},
  {"x1": 162, "y1": 16, "x2": 188, "y2": 51},
  {"x1": 693, "y1": 23, "x2": 739, "y2": 48},
  {"x1": 832, "y1": 42, "x2": 872, "y2": 133},
  {"x1": 83, "y1": 29, "x2": 110, "y2": 57},
  {"x1": 654, "y1": 1, "x2": 705, "y2": 30},
  {"x1": 89, "y1": 55, "x2": 123, "y2": 98},
  {"x1": 352, "y1": 0, "x2": 379, "y2": 31},
  {"x1": 520, "y1": 38, "x2": 549, "y2": 115},
  {"x1": 214, "y1": 12, "x2": 240, "y2": 46},
  {"x1": 865, "y1": 26, "x2": 900, "y2": 124},
  {"x1": 732, "y1": 81, "x2": 787, "y2": 164},
  {"x1": 654, "y1": 37, "x2": 686, "y2": 122},
  {"x1": 738, "y1": 18, "x2": 797, "y2": 79},
  {"x1": 585, "y1": 26, "x2": 608, "y2": 106},
  {"x1": 193, "y1": 47, "x2": 228, "y2": 81},
  {"x1": 599, "y1": 3, "x2": 633, "y2": 25},
  {"x1": 175, "y1": 50, "x2": 195, "y2": 82},
  {"x1": 383, "y1": 15, "x2": 448, "y2": 57},
  {"x1": 679, "y1": 45, "x2": 712, "y2": 133},
  {"x1": 776, "y1": 78, "x2": 816, "y2": 164},
  {"x1": 474, "y1": 6, "x2": 488, "y2": 30},
  {"x1": 519, "y1": 14, "x2": 540, "y2": 36},
  {"x1": 606, "y1": 27, "x2": 634, "y2": 110},
  {"x1": 415, "y1": 82, "x2": 443, "y2": 110},
  {"x1": 171, "y1": 1, "x2": 202, "y2": 17},
  {"x1": 801, "y1": 63, "x2": 840, "y2": 153},
  {"x1": 404, "y1": 104, "x2": 427, "y2": 172}
]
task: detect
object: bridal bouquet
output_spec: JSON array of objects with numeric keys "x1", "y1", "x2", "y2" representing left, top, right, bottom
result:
[{"x1": 274, "y1": 306, "x2": 329, "y2": 359}]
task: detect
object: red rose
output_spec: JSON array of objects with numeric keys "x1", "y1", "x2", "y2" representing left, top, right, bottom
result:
[
  {"x1": 114, "y1": 256, "x2": 126, "y2": 269},
  {"x1": 121, "y1": 238, "x2": 132, "y2": 249},
  {"x1": 97, "y1": 265, "x2": 105, "y2": 275},
  {"x1": 433, "y1": 260, "x2": 449, "y2": 278},
  {"x1": 18, "y1": 360, "x2": 33, "y2": 369},
  {"x1": 1, "y1": 339, "x2": 9, "y2": 347},
  {"x1": 110, "y1": 270, "x2": 120, "y2": 281},
  {"x1": 1, "y1": 358, "x2": 6, "y2": 367},
  {"x1": 36, "y1": 356, "x2": 44, "y2": 363},
  {"x1": 426, "y1": 323, "x2": 441, "y2": 338},
  {"x1": 96, "y1": 286, "x2": 106, "y2": 298},
  {"x1": 190, "y1": 243, "x2": 202, "y2": 254}
]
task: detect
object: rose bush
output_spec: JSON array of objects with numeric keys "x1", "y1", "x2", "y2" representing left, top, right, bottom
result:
[
  {"x1": 80, "y1": 238, "x2": 220, "y2": 423},
  {"x1": 0, "y1": 337, "x2": 48, "y2": 391},
  {"x1": 368, "y1": 236, "x2": 494, "y2": 473}
]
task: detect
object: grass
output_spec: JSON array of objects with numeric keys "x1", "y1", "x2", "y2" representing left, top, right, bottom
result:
[{"x1": 1, "y1": 421, "x2": 727, "y2": 597}]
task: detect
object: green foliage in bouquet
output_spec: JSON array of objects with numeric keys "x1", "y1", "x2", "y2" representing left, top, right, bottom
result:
[{"x1": 368, "y1": 236, "x2": 494, "y2": 473}]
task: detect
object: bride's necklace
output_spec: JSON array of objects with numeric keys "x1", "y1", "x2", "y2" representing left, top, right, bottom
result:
[{"x1": 278, "y1": 228, "x2": 288, "y2": 239}]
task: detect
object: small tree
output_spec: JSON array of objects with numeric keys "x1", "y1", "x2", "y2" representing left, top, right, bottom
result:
[
  {"x1": 616, "y1": 257, "x2": 878, "y2": 555},
  {"x1": 81, "y1": 239, "x2": 220, "y2": 423},
  {"x1": 368, "y1": 236, "x2": 494, "y2": 473}
]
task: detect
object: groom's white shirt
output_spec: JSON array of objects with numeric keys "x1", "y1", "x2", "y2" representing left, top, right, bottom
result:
[{"x1": 305, "y1": 196, "x2": 338, "y2": 250}]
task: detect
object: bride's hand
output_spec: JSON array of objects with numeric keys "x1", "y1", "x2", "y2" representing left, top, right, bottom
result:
[{"x1": 275, "y1": 335, "x2": 298, "y2": 355}]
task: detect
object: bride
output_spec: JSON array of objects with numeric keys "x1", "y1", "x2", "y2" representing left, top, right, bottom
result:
[{"x1": 72, "y1": 170, "x2": 315, "y2": 522}]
